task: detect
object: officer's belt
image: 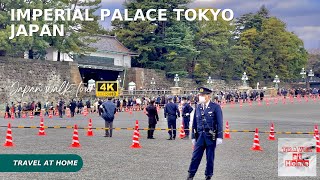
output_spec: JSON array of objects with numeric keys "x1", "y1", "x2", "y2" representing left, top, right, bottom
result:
[{"x1": 167, "y1": 114, "x2": 177, "y2": 117}]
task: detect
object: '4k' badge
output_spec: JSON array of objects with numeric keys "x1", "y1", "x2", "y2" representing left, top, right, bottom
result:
[{"x1": 96, "y1": 81, "x2": 119, "y2": 97}]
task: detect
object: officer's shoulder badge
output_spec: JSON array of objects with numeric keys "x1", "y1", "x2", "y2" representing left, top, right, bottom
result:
[{"x1": 199, "y1": 88, "x2": 204, "y2": 92}]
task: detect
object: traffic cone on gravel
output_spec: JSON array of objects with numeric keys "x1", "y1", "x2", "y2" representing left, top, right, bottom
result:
[
  {"x1": 224, "y1": 121, "x2": 231, "y2": 139},
  {"x1": 179, "y1": 124, "x2": 186, "y2": 139},
  {"x1": 87, "y1": 119, "x2": 94, "y2": 136},
  {"x1": 49, "y1": 110, "x2": 53, "y2": 118},
  {"x1": 316, "y1": 133, "x2": 320, "y2": 153},
  {"x1": 130, "y1": 128, "x2": 141, "y2": 149},
  {"x1": 29, "y1": 111, "x2": 34, "y2": 119},
  {"x1": 70, "y1": 125, "x2": 81, "y2": 148},
  {"x1": 251, "y1": 128, "x2": 263, "y2": 151},
  {"x1": 22, "y1": 112, "x2": 26, "y2": 118},
  {"x1": 268, "y1": 123, "x2": 276, "y2": 141},
  {"x1": 66, "y1": 109, "x2": 71, "y2": 118},
  {"x1": 38, "y1": 118, "x2": 46, "y2": 136},
  {"x1": 11, "y1": 113, "x2": 15, "y2": 120},
  {"x1": 134, "y1": 120, "x2": 140, "y2": 137},
  {"x1": 3, "y1": 123, "x2": 14, "y2": 147},
  {"x1": 314, "y1": 125, "x2": 319, "y2": 139},
  {"x1": 4, "y1": 112, "x2": 8, "y2": 119}
]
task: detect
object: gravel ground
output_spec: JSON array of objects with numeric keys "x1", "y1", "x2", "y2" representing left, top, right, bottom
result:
[{"x1": 0, "y1": 99, "x2": 319, "y2": 180}]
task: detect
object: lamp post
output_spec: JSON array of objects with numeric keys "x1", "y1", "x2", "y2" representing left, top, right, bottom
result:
[
  {"x1": 308, "y1": 69, "x2": 314, "y2": 81},
  {"x1": 300, "y1": 68, "x2": 306, "y2": 80},
  {"x1": 151, "y1": 77, "x2": 156, "y2": 90},
  {"x1": 207, "y1": 76, "x2": 213, "y2": 90},
  {"x1": 300, "y1": 68, "x2": 314, "y2": 88},
  {"x1": 174, "y1": 74, "x2": 180, "y2": 87},
  {"x1": 117, "y1": 75, "x2": 122, "y2": 90},
  {"x1": 273, "y1": 75, "x2": 280, "y2": 89},
  {"x1": 241, "y1": 72, "x2": 249, "y2": 87}
]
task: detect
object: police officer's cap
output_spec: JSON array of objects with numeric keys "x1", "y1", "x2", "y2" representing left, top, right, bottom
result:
[
  {"x1": 182, "y1": 97, "x2": 187, "y2": 100},
  {"x1": 198, "y1": 87, "x2": 212, "y2": 95}
]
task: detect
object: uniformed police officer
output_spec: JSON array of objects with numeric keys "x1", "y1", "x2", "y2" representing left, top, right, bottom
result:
[
  {"x1": 164, "y1": 97, "x2": 180, "y2": 140},
  {"x1": 182, "y1": 97, "x2": 193, "y2": 139},
  {"x1": 187, "y1": 87, "x2": 223, "y2": 180}
]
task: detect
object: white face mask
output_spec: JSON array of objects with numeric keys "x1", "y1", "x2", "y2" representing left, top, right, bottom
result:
[{"x1": 198, "y1": 96, "x2": 206, "y2": 103}]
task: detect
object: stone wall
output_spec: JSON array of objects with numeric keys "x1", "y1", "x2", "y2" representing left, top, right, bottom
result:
[
  {"x1": 0, "y1": 57, "x2": 82, "y2": 105},
  {"x1": 124, "y1": 68, "x2": 242, "y2": 91}
]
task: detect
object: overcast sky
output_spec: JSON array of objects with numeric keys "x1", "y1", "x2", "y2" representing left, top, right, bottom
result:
[{"x1": 99, "y1": 0, "x2": 320, "y2": 50}]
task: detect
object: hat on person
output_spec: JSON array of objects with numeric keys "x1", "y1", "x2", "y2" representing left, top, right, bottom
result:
[{"x1": 197, "y1": 87, "x2": 213, "y2": 95}]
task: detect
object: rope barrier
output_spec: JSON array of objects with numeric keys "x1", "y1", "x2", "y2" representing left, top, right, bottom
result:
[{"x1": 0, "y1": 125, "x2": 314, "y2": 134}]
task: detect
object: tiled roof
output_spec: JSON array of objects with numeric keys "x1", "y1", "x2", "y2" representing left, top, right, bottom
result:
[
  {"x1": 309, "y1": 49, "x2": 320, "y2": 55},
  {"x1": 89, "y1": 35, "x2": 138, "y2": 55}
]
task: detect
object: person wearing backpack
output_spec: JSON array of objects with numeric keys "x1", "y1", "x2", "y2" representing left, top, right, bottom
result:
[{"x1": 101, "y1": 98, "x2": 116, "y2": 137}]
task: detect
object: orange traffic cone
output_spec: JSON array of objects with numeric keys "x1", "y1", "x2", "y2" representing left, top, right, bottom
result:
[
  {"x1": 251, "y1": 128, "x2": 263, "y2": 151},
  {"x1": 66, "y1": 109, "x2": 71, "y2": 118},
  {"x1": 4, "y1": 112, "x2": 8, "y2": 119},
  {"x1": 258, "y1": 100, "x2": 261, "y2": 106},
  {"x1": 11, "y1": 113, "x2": 15, "y2": 120},
  {"x1": 129, "y1": 108, "x2": 133, "y2": 115},
  {"x1": 22, "y1": 111, "x2": 26, "y2": 118},
  {"x1": 134, "y1": 120, "x2": 140, "y2": 137},
  {"x1": 316, "y1": 133, "x2": 320, "y2": 153},
  {"x1": 274, "y1": 98, "x2": 278, "y2": 105},
  {"x1": 55, "y1": 110, "x2": 59, "y2": 116},
  {"x1": 224, "y1": 121, "x2": 231, "y2": 139},
  {"x1": 268, "y1": 123, "x2": 276, "y2": 141},
  {"x1": 29, "y1": 111, "x2": 34, "y2": 119},
  {"x1": 87, "y1": 119, "x2": 94, "y2": 136},
  {"x1": 70, "y1": 125, "x2": 81, "y2": 148},
  {"x1": 3, "y1": 123, "x2": 14, "y2": 147},
  {"x1": 83, "y1": 108, "x2": 88, "y2": 117},
  {"x1": 49, "y1": 110, "x2": 53, "y2": 118},
  {"x1": 314, "y1": 125, "x2": 318, "y2": 139},
  {"x1": 179, "y1": 124, "x2": 186, "y2": 139},
  {"x1": 282, "y1": 98, "x2": 286, "y2": 105},
  {"x1": 39, "y1": 111, "x2": 43, "y2": 118},
  {"x1": 38, "y1": 118, "x2": 46, "y2": 136},
  {"x1": 130, "y1": 128, "x2": 141, "y2": 149}
]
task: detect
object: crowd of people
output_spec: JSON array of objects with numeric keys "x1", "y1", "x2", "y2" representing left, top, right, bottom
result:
[{"x1": 3, "y1": 87, "x2": 320, "y2": 119}]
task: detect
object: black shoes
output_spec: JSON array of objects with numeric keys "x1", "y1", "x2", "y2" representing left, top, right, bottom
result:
[
  {"x1": 186, "y1": 174, "x2": 194, "y2": 180},
  {"x1": 147, "y1": 137, "x2": 155, "y2": 139},
  {"x1": 187, "y1": 174, "x2": 211, "y2": 180}
]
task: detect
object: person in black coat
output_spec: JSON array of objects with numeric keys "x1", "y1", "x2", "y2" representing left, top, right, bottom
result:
[
  {"x1": 182, "y1": 97, "x2": 193, "y2": 139},
  {"x1": 146, "y1": 100, "x2": 159, "y2": 139},
  {"x1": 69, "y1": 99, "x2": 76, "y2": 117}
]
